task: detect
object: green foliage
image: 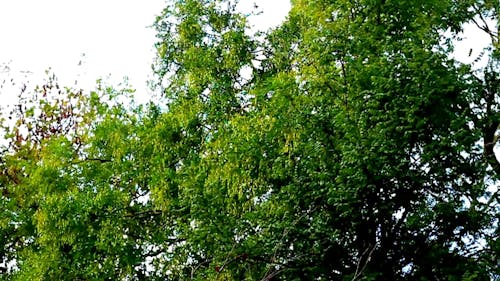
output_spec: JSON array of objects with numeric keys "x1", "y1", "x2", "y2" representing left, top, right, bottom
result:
[{"x1": 0, "y1": 0, "x2": 499, "y2": 280}]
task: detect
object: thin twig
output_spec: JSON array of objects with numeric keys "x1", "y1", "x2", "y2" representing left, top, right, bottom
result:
[
  {"x1": 351, "y1": 244, "x2": 377, "y2": 281},
  {"x1": 261, "y1": 206, "x2": 317, "y2": 280}
]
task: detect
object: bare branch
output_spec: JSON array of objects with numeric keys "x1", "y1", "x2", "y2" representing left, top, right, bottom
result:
[
  {"x1": 351, "y1": 244, "x2": 377, "y2": 281},
  {"x1": 71, "y1": 158, "x2": 113, "y2": 165}
]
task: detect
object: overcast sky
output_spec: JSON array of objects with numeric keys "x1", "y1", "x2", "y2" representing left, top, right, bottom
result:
[{"x1": 0, "y1": 0, "x2": 291, "y2": 103}]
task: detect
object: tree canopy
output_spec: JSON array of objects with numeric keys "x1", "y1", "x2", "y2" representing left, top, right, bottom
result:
[{"x1": 0, "y1": 0, "x2": 499, "y2": 280}]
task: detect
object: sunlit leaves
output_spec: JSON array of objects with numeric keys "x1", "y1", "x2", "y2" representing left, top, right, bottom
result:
[{"x1": 0, "y1": 0, "x2": 498, "y2": 280}]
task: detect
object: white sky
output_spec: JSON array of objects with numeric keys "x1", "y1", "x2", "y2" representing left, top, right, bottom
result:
[{"x1": 0, "y1": 0, "x2": 291, "y2": 104}]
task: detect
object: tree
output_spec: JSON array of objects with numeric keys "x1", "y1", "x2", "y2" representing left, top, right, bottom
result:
[
  {"x1": 0, "y1": 0, "x2": 498, "y2": 280},
  {"x1": 151, "y1": 0, "x2": 498, "y2": 279}
]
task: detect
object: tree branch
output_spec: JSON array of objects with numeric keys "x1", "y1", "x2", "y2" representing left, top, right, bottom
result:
[
  {"x1": 471, "y1": 5, "x2": 498, "y2": 42},
  {"x1": 71, "y1": 158, "x2": 113, "y2": 165},
  {"x1": 351, "y1": 244, "x2": 376, "y2": 281}
]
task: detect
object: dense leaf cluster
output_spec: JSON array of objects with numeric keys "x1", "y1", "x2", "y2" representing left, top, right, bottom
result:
[{"x1": 0, "y1": 0, "x2": 498, "y2": 280}]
